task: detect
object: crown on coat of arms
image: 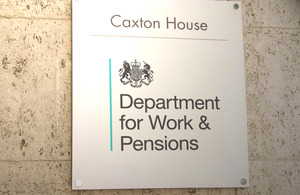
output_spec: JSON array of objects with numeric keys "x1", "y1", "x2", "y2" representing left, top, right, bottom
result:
[{"x1": 130, "y1": 59, "x2": 141, "y2": 68}]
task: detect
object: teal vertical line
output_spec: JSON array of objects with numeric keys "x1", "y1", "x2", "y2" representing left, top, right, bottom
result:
[{"x1": 109, "y1": 58, "x2": 113, "y2": 151}]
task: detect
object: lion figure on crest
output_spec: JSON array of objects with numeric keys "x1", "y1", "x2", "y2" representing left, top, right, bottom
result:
[{"x1": 119, "y1": 61, "x2": 131, "y2": 84}]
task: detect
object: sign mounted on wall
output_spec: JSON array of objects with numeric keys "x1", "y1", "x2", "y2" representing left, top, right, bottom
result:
[{"x1": 72, "y1": 0, "x2": 249, "y2": 189}]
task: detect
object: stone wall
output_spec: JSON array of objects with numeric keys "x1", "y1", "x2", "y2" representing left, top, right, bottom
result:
[{"x1": 0, "y1": 0, "x2": 299, "y2": 194}]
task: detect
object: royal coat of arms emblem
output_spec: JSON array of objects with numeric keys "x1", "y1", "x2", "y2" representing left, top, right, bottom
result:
[{"x1": 119, "y1": 60, "x2": 154, "y2": 88}]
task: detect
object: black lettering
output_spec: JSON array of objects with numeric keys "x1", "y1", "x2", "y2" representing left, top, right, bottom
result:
[
  {"x1": 177, "y1": 21, "x2": 185, "y2": 30},
  {"x1": 168, "y1": 139, "x2": 179, "y2": 150},
  {"x1": 121, "y1": 136, "x2": 132, "y2": 151},
  {"x1": 148, "y1": 115, "x2": 167, "y2": 129},
  {"x1": 194, "y1": 22, "x2": 200, "y2": 30},
  {"x1": 156, "y1": 98, "x2": 166, "y2": 109},
  {"x1": 179, "y1": 139, "x2": 189, "y2": 150},
  {"x1": 119, "y1": 115, "x2": 126, "y2": 130},
  {"x1": 190, "y1": 139, "x2": 199, "y2": 150},
  {"x1": 139, "y1": 18, "x2": 144, "y2": 27},
  {"x1": 184, "y1": 115, "x2": 193, "y2": 129},
  {"x1": 144, "y1": 20, "x2": 152, "y2": 28},
  {"x1": 186, "y1": 22, "x2": 193, "y2": 30},
  {"x1": 134, "y1": 98, "x2": 144, "y2": 109},
  {"x1": 111, "y1": 15, "x2": 121, "y2": 27},
  {"x1": 215, "y1": 96, "x2": 220, "y2": 109},
  {"x1": 153, "y1": 21, "x2": 160, "y2": 28},
  {"x1": 133, "y1": 140, "x2": 143, "y2": 151},
  {"x1": 154, "y1": 139, "x2": 164, "y2": 151},
  {"x1": 120, "y1": 94, "x2": 132, "y2": 109},
  {"x1": 144, "y1": 98, "x2": 155, "y2": 113},
  {"x1": 205, "y1": 99, "x2": 214, "y2": 109},
  {"x1": 179, "y1": 98, "x2": 194, "y2": 109},
  {"x1": 164, "y1": 136, "x2": 168, "y2": 149},
  {"x1": 166, "y1": 118, "x2": 177, "y2": 130},
  {"x1": 200, "y1": 23, "x2": 208, "y2": 31},
  {"x1": 174, "y1": 96, "x2": 179, "y2": 109},
  {"x1": 195, "y1": 99, "x2": 204, "y2": 109},
  {"x1": 144, "y1": 139, "x2": 154, "y2": 150},
  {"x1": 125, "y1": 118, "x2": 136, "y2": 130},
  {"x1": 132, "y1": 19, "x2": 139, "y2": 28},
  {"x1": 166, "y1": 17, "x2": 176, "y2": 29},
  {"x1": 122, "y1": 19, "x2": 131, "y2": 28}
]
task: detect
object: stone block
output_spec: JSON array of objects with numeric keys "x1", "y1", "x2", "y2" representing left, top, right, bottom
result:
[
  {"x1": 242, "y1": 0, "x2": 300, "y2": 28},
  {"x1": 244, "y1": 27, "x2": 300, "y2": 160},
  {"x1": 0, "y1": 0, "x2": 71, "y2": 19},
  {"x1": 0, "y1": 18, "x2": 71, "y2": 161},
  {"x1": 237, "y1": 160, "x2": 300, "y2": 195},
  {"x1": 0, "y1": 161, "x2": 71, "y2": 194}
]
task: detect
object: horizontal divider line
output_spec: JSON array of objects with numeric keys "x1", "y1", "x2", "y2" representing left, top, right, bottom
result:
[{"x1": 90, "y1": 34, "x2": 227, "y2": 41}]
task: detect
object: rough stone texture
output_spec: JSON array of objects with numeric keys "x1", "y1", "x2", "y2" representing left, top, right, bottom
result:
[
  {"x1": 0, "y1": 161, "x2": 71, "y2": 194},
  {"x1": 244, "y1": 28, "x2": 300, "y2": 160},
  {"x1": 0, "y1": 0, "x2": 71, "y2": 19},
  {"x1": 0, "y1": 0, "x2": 299, "y2": 194},
  {"x1": 0, "y1": 19, "x2": 72, "y2": 161},
  {"x1": 237, "y1": 160, "x2": 300, "y2": 195},
  {"x1": 242, "y1": 0, "x2": 300, "y2": 28}
]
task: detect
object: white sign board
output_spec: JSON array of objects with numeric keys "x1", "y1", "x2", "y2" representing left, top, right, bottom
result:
[{"x1": 72, "y1": 0, "x2": 249, "y2": 189}]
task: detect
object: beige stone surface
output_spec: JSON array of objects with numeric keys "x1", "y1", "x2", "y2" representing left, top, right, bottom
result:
[
  {"x1": 0, "y1": 0, "x2": 71, "y2": 19},
  {"x1": 237, "y1": 160, "x2": 300, "y2": 194},
  {"x1": 0, "y1": 161, "x2": 71, "y2": 194},
  {"x1": 242, "y1": 0, "x2": 300, "y2": 28},
  {"x1": 0, "y1": 0, "x2": 299, "y2": 194},
  {"x1": 244, "y1": 27, "x2": 300, "y2": 160},
  {"x1": 0, "y1": 18, "x2": 72, "y2": 161}
]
